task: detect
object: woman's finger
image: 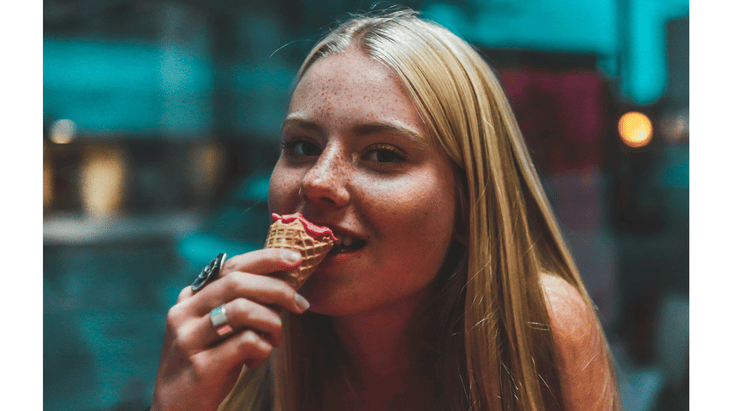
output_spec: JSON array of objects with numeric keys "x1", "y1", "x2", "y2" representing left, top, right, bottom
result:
[
  {"x1": 179, "y1": 298, "x2": 285, "y2": 349},
  {"x1": 196, "y1": 329, "x2": 274, "y2": 380},
  {"x1": 176, "y1": 248, "x2": 302, "y2": 305},
  {"x1": 220, "y1": 248, "x2": 301, "y2": 278},
  {"x1": 189, "y1": 271, "x2": 310, "y2": 316},
  {"x1": 177, "y1": 285, "x2": 194, "y2": 303}
]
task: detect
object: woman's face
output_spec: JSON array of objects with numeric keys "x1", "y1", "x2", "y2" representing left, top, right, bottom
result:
[{"x1": 268, "y1": 48, "x2": 459, "y2": 316}]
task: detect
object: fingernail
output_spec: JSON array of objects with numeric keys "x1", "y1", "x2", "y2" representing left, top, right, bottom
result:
[
  {"x1": 295, "y1": 294, "x2": 310, "y2": 312},
  {"x1": 283, "y1": 250, "x2": 301, "y2": 264}
]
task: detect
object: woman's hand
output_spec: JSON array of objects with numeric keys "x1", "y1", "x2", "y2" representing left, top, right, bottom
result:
[{"x1": 150, "y1": 248, "x2": 308, "y2": 411}]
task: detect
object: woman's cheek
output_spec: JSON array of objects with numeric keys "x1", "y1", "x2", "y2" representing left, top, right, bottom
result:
[
  {"x1": 352, "y1": 177, "x2": 411, "y2": 214},
  {"x1": 357, "y1": 175, "x2": 445, "y2": 229},
  {"x1": 268, "y1": 164, "x2": 299, "y2": 213}
]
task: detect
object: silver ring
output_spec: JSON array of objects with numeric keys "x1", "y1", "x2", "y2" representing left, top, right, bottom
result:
[{"x1": 210, "y1": 305, "x2": 233, "y2": 337}]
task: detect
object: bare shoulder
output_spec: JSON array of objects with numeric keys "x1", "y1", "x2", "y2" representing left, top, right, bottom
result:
[
  {"x1": 539, "y1": 273, "x2": 618, "y2": 411},
  {"x1": 539, "y1": 274, "x2": 602, "y2": 371},
  {"x1": 540, "y1": 274, "x2": 596, "y2": 339}
]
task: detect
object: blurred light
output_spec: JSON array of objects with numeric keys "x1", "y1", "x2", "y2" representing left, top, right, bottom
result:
[
  {"x1": 50, "y1": 119, "x2": 77, "y2": 144},
  {"x1": 186, "y1": 140, "x2": 225, "y2": 204},
  {"x1": 80, "y1": 145, "x2": 128, "y2": 216},
  {"x1": 43, "y1": 145, "x2": 54, "y2": 211},
  {"x1": 659, "y1": 109, "x2": 689, "y2": 143},
  {"x1": 618, "y1": 111, "x2": 653, "y2": 148}
]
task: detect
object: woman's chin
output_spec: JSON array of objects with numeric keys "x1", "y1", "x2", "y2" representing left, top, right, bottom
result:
[{"x1": 297, "y1": 283, "x2": 368, "y2": 317}]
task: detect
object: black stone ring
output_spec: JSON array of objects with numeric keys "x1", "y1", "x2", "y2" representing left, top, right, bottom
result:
[{"x1": 191, "y1": 253, "x2": 227, "y2": 292}]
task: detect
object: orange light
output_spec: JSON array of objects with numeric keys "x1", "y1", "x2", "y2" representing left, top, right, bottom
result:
[
  {"x1": 43, "y1": 146, "x2": 54, "y2": 211},
  {"x1": 80, "y1": 145, "x2": 128, "y2": 216},
  {"x1": 618, "y1": 111, "x2": 653, "y2": 148}
]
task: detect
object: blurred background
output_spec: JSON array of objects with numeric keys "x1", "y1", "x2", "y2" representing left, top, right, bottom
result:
[{"x1": 42, "y1": 0, "x2": 689, "y2": 410}]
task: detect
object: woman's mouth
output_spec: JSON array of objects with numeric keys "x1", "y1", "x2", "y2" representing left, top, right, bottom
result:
[{"x1": 331, "y1": 235, "x2": 366, "y2": 254}]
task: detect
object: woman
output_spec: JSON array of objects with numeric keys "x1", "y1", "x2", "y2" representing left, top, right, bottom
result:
[{"x1": 152, "y1": 9, "x2": 620, "y2": 411}]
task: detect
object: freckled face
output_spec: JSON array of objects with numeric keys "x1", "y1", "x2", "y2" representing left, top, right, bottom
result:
[{"x1": 268, "y1": 48, "x2": 458, "y2": 316}]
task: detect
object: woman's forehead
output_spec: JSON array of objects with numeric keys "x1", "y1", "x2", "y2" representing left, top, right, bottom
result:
[
  {"x1": 296, "y1": 48, "x2": 404, "y2": 95},
  {"x1": 289, "y1": 49, "x2": 424, "y2": 127}
]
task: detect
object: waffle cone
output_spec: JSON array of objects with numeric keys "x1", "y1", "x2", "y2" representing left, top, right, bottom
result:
[{"x1": 264, "y1": 218, "x2": 335, "y2": 290}]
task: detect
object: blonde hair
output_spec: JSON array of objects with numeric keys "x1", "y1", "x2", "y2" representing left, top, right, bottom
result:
[{"x1": 221, "y1": 9, "x2": 619, "y2": 411}]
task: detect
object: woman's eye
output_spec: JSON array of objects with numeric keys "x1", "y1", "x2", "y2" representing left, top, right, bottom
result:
[
  {"x1": 374, "y1": 150, "x2": 398, "y2": 163},
  {"x1": 298, "y1": 141, "x2": 321, "y2": 156},
  {"x1": 282, "y1": 140, "x2": 321, "y2": 157},
  {"x1": 365, "y1": 145, "x2": 406, "y2": 165}
]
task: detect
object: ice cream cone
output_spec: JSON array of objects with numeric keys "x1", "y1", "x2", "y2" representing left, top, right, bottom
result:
[{"x1": 264, "y1": 213, "x2": 336, "y2": 290}]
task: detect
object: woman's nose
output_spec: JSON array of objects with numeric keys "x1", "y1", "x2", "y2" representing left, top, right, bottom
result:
[{"x1": 299, "y1": 149, "x2": 350, "y2": 207}]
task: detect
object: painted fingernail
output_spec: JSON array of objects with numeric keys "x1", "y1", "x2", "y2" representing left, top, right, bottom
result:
[
  {"x1": 283, "y1": 250, "x2": 301, "y2": 264},
  {"x1": 295, "y1": 294, "x2": 310, "y2": 312}
]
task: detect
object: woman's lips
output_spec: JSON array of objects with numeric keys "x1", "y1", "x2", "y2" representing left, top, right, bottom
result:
[{"x1": 319, "y1": 240, "x2": 365, "y2": 270}]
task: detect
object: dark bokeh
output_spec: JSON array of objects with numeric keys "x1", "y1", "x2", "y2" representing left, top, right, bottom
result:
[{"x1": 43, "y1": 2, "x2": 689, "y2": 410}]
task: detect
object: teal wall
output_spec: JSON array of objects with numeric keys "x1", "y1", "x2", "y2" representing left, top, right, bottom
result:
[
  {"x1": 43, "y1": 0, "x2": 689, "y2": 135},
  {"x1": 43, "y1": 37, "x2": 215, "y2": 137},
  {"x1": 424, "y1": 0, "x2": 689, "y2": 105}
]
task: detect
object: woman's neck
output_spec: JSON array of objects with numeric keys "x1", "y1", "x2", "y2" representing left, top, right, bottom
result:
[{"x1": 327, "y1": 292, "x2": 438, "y2": 410}]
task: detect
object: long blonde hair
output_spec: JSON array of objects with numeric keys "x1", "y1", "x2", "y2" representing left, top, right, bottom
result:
[{"x1": 221, "y1": 9, "x2": 619, "y2": 411}]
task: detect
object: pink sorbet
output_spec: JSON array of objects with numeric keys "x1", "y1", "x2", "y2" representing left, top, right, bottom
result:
[{"x1": 271, "y1": 213, "x2": 338, "y2": 242}]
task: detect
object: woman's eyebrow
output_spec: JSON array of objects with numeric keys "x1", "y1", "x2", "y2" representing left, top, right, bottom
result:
[
  {"x1": 282, "y1": 117, "x2": 430, "y2": 147},
  {"x1": 352, "y1": 122, "x2": 430, "y2": 147},
  {"x1": 281, "y1": 117, "x2": 323, "y2": 133}
]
